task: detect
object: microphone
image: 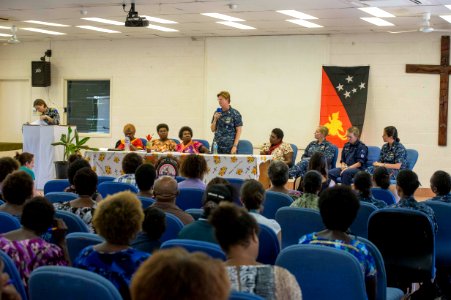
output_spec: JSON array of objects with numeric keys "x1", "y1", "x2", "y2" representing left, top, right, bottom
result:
[{"x1": 216, "y1": 107, "x2": 222, "y2": 113}]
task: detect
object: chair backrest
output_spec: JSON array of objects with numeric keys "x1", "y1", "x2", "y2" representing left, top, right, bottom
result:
[
  {"x1": 425, "y1": 201, "x2": 451, "y2": 267},
  {"x1": 349, "y1": 202, "x2": 378, "y2": 239},
  {"x1": 237, "y1": 140, "x2": 253, "y2": 155},
  {"x1": 257, "y1": 224, "x2": 280, "y2": 265},
  {"x1": 66, "y1": 232, "x2": 104, "y2": 263},
  {"x1": 330, "y1": 144, "x2": 339, "y2": 169},
  {"x1": 29, "y1": 266, "x2": 122, "y2": 300},
  {"x1": 371, "y1": 188, "x2": 396, "y2": 205},
  {"x1": 97, "y1": 181, "x2": 139, "y2": 198},
  {"x1": 406, "y1": 149, "x2": 419, "y2": 170},
  {"x1": 227, "y1": 178, "x2": 245, "y2": 206},
  {"x1": 161, "y1": 239, "x2": 226, "y2": 260},
  {"x1": 44, "y1": 192, "x2": 78, "y2": 204},
  {"x1": 175, "y1": 176, "x2": 186, "y2": 183},
  {"x1": 55, "y1": 210, "x2": 90, "y2": 233},
  {"x1": 290, "y1": 143, "x2": 298, "y2": 167},
  {"x1": 0, "y1": 212, "x2": 21, "y2": 234},
  {"x1": 176, "y1": 188, "x2": 204, "y2": 210},
  {"x1": 97, "y1": 176, "x2": 116, "y2": 186},
  {"x1": 261, "y1": 191, "x2": 293, "y2": 219},
  {"x1": 137, "y1": 196, "x2": 155, "y2": 209},
  {"x1": 139, "y1": 138, "x2": 147, "y2": 147},
  {"x1": 160, "y1": 213, "x2": 184, "y2": 243},
  {"x1": 366, "y1": 146, "x2": 381, "y2": 168},
  {"x1": 368, "y1": 208, "x2": 435, "y2": 286},
  {"x1": 229, "y1": 291, "x2": 265, "y2": 300},
  {"x1": 43, "y1": 179, "x2": 70, "y2": 194},
  {"x1": 185, "y1": 208, "x2": 204, "y2": 220},
  {"x1": 276, "y1": 244, "x2": 367, "y2": 300},
  {"x1": 193, "y1": 139, "x2": 210, "y2": 150},
  {"x1": 0, "y1": 250, "x2": 28, "y2": 300},
  {"x1": 275, "y1": 207, "x2": 324, "y2": 249}
]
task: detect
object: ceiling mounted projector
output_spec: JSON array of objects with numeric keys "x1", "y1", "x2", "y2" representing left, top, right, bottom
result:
[{"x1": 125, "y1": 3, "x2": 149, "y2": 27}]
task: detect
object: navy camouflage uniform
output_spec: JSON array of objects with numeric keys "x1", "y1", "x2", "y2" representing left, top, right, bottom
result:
[
  {"x1": 391, "y1": 195, "x2": 438, "y2": 233},
  {"x1": 212, "y1": 106, "x2": 243, "y2": 154},
  {"x1": 329, "y1": 140, "x2": 368, "y2": 185},
  {"x1": 358, "y1": 193, "x2": 387, "y2": 209},
  {"x1": 288, "y1": 140, "x2": 335, "y2": 178},
  {"x1": 367, "y1": 141, "x2": 407, "y2": 180},
  {"x1": 43, "y1": 107, "x2": 60, "y2": 125},
  {"x1": 427, "y1": 193, "x2": 451, "y2": 203}
]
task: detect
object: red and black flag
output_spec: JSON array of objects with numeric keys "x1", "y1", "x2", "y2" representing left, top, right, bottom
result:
[{"x1": 320, "y1": 66, "x2": 370, "y2": 148}]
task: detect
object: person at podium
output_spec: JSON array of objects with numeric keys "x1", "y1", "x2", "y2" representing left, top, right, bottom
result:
[{"x1": 33, "y1": 99, "x2": 60, "y2": 125}]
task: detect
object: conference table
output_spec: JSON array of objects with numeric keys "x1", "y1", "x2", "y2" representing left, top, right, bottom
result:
[{"x1": 84, "y1": 150, "x2": 273, "y2": 187}]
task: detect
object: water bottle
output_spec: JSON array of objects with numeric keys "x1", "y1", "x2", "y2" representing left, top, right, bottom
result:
[
  {"x1": 213, "y1": 141, "x2": 218, "y2": 154},
  {"x1": 124, "y1": 136, "x2": 130, "y2": 151}
]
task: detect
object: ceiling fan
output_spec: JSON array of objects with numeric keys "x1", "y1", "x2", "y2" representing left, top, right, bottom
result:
[
  {"x1": 388, "y1": 12, "x2": 451, "y2": 34},
  {"x1": 0, "y1": 25, "x2": 20, "y2": 44}
]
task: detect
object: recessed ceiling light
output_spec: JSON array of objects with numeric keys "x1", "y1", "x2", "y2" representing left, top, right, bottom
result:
[
  {"x1": 23, "y1": 20, "x2": 70, "y2": 27},
  {"x1": 81, "y1": 18, "x2": 124, "y2": 26},
  {"x1": 360, "y1": 17, "x2": 394, "y2": 26},
  {"x1": 276, "y1": 10, "x2": 318, "y2": 20},
  {"x1": 141, "y1": 16, "x2": 177, "y2": 24},
  {"x1": 440, "y1": 15, "x2": 451, "y2": 24},
  {"x1": 22, "y1": 28, "x2": 66, "y2": 35},
  {"x1": 216, "y1": 21, "x2": 255, "y2": 30},
  {"x1": 287, "y1": 19, "x2": 323, "y2": 28},
  {"x1": 358, "y1": 7, "x2": 395, "y2": 18},
  {"x1": 76, "y1": 25, "x2": 121, "y2": 33},
  {"x1": 201, "y1": 13, "x2": 244, "y2": 22},
  {"x1": 0, "y1": 33, "x2": 12, "y2": 37},
  {"x1": 147, "y1": 24, "x2": 178, "y2": 32}
]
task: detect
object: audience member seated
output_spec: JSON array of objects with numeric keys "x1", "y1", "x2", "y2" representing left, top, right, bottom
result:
[
  {"x1": 68, "y1": 153, "x2": 83, "y2": 164},
  {"x1": 241, "y1": 179, "x2": 281, "y2": 241},
  {"x1": 299, "y1": 186, "x2": 377, "y2": 300},
  {"x1": 176, "y1": 126, "x2": 209, "y2": 154},
  {"x1": 114, "y1": 152, "x2": 143, "y2": 188},
  {"x1": 135, "y1": 163, "x2": 156, "y2": 198},
  {"x1": 367, "y1": 126, "x2": 407, "y2": 180},
  {"x1": 207, "y1": 177, "x2": 230, "y2": 187},
  {"x1": 307, "y1": 152, "x2": 335, "y2": 194},
  {"x1": 15, "y1": 152, "x2": 35, "y2": 180},
  {"x1": 210, "y1": 202, "x2": 301, "y2": 299},
  {"x1": 0, "y1": 157, "x2": 19, "y2": 200},
  {"x1": 267, "y1": 161, "x2": 301, "y2": 200},
  {"x1": 131, "y1": 207, "x2": 166, "y2": 254},
  {"x1": 427, "y1": 170, "x2": 451, "y2": 203},
  {"x1": 148, "y1": 123, "x2": 177, "y2": 152},
  {"x1": 116, "y1": 123, "x2": 144, "y2": 151},
  {"x1": 0, "y1": 258, "x2": 21, "y2": 300},
  {"x1": 291, "y1": 170, "x2": 322, "y2": 210},
  {"x1": 0, "y1": 197, "x2": 68, "y2": 288},
  {"x1": 54, "y1": 167, "x2": 98, "y2": 232},
  {"x1": 178, "y1": 184, "x2": 233, "y2": 243},
  {"x1": 391, "y1": 170, "x2": 437, "y2": 233},
  {"x1": 151, "y1": 176, "x2": 194, "y2": 225},
  {"x1": 64, "y1": 159, "x2": 102, "y2": 202},
  {"x1": 353, "y1": 171, "x2": 386, "y2": 209},
  {"x1": 178, "y1": 155, "x2": 207, "y2": 190},
  {"x1": 0, "y1": 171, "x2": 34, "y2": 218},
  {"x1": 372, "y1": 166, "x2": 399, "y2": 202},
  {"x1": 260, "y1": 128, "x2": 293, "y2": 166},
  {"x1": 131, "y1": 247, "x2": 230, "y2": 300},
  {"x1": 329, "y1": 127, "x2": 368, "y2": 185},
  {"x1": 289, "y1": 125, "x2": 335, "y2": 178},
  {"x1": 73, "y1": 191, "x2": 149, "y2": 300}
]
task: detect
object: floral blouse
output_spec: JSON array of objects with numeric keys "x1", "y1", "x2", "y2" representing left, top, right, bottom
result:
[
  {"x1": 53, "y1": 201, "x2": 96, "y2": 232},
  {"x1": 149, "y1": 139, "x2": 177, "y2": 152},
  {"x1": 261, "y1": 142, "x2": 293, "y2": 162}
]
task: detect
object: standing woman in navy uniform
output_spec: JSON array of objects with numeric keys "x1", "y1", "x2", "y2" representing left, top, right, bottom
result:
[{"x1": 33, "y1": 99, "x2": 60, "y2": 125}]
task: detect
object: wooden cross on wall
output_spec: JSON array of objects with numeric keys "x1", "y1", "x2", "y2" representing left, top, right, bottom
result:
[{"x1": 406, "y1": 35, "x2": 450, "y2": 146}]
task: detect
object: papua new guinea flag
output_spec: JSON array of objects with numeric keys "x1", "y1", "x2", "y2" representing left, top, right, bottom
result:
[{"x1": 320, "y1": 66, "x2": 369, "y2": 148}]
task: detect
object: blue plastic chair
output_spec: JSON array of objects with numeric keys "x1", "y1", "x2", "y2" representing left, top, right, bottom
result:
[
  {"x1": 237, "y1": 140, "x2": 253, "y2": 155},
  {"x1": 330, "y1": 144, "x2": 339, "y2": 169},
  {"x1": 137, "y1": 196, "x2": 155, "y2": 209},
  {"x1": 229, "y1": 291, "x2": 265, "y2": 300},
  {"x1": 161, "y1": 239, "x2": 226, "y2": 260},
  {"x1": 43, "y1": 179, "x2": 70, "y2": 194},
  {"x1": 406, "y1": 149, "x2": 419, "y2": 170},
  {"x1": 290, "y1": 143, "x2": 298, "y2": 167},
  {"x1": 66, "y1": 232, "x2": 104, "y2": 263},
  {"x1": 275, "y1": 207, "x2": 324, "y2": 249},
  {"x1": 160, "y1": 213, "x2": 184, "y2": 243},
  {"x1": 371, "y1": 188, "x2": 396, "y2": 205},
  {"x1": 185, "y1": 208, "x2": 204, "y2": 220},
  {"x1": 227, "y1": 178, "x2": 245, "y2": 206},
  {"x1": 349, "y1": 202, "x2": 378, "y2": 239},
  {"x1": 45, "y1": 192, "x2": 78, "y2": 204},
  {"x1": 29, "y1": 266, "x2": 122, "y2": 300},
  {"x1": 0, "y1": 250, "x2": 28, "y2": 300},
  {"x1": 257, "y1": 224, "x2": 280, "y2": 265},
  {"x1": 193, "y1": 139, "x2": 210, "y2": 150},
  {"x1": 97, "y1": 176, "x2": 115, "y2": 186},
  {"x1": 176, "y1": 188, "x2": 204, "y2": 210},
  {"x1": 425, "y1": 201, "x2": 451, "y2": 267},
  {"x1": 171, "y1": 138, "x2": 180, "y2": 145},
  {"x1": 175, "y1": 176, "x2": 186, "y2": 183},
  {"x1": 366, "y1": 146, "x2": 381, "y2": 168},
  {"x1": 97, "y1": 181, "x2": 139, "y2": 198},
  {"x1": 0, "y1": 212, "x2": 21, "y2": 234},
  {"x1": 140, "y1": 138, "x2": 147, "y2": 147},
  {"x1": 261, "y1": 191, "x2": 293, "y2": 219},
  {"x1": 276, "y1": 244, "x2": 367, "y2": 300},
  {"x1": 55, "y1": 210, "x2": 90, "y2": 233}
]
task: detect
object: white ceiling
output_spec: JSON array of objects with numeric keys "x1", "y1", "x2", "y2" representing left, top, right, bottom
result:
[{"x1": 2, "y1": 0, "x2": 451, "y2": 42}]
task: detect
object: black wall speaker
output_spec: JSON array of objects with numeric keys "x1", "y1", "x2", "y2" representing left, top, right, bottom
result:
[{"x1": 31, "y1": 61, "x2": 51, "y2": 87}]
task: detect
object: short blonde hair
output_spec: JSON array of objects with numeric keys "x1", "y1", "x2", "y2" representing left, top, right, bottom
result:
[
  {"x1": 347, "y1": 126, "x2": 360, "y2": 138},
  {"x1": 217, "y1": 91, "x2": 231, "y2": 103},
  {"x1": 123, "y1": 123, "x2": 136, "y2": 133},
  {"x1": 317, "y1": 125, "x2": 329, "y2": 137},
  {"x1": 93, "y1": 191, "x2": 143, "y2": 245}
]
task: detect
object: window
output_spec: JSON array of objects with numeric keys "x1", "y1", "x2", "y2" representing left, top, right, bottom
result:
[{"x1": 67, "y1": 80, "x2": 110, "y2": 134}]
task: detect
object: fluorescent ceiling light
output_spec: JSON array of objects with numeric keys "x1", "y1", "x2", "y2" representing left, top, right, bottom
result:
[
  {"x1": 202, "y1": 13, "x2": 244, "y2": 22},
  {"x1": 141, "y1": 16, "x2": 177, "y2": 24},
  {"x1": 358, "y1": 7, "x2": 395, "y2": 18},
  {"x1": 22, "y1": 28, "x2": 66, "y2": 35},
  {"x1": 440, "y1": 15, "x2": 451, "y2": 24},
  {"x1": 216, "y1": 21, "x2": 255, "y2": 29},
  {"x1": 23, "y1": 20, "x2": 70, "y2": 27},
  {"x1": 0, "y1": 33, "x2": 12, "y2": 37},
  {"x1": 287, "y1": 19, "x2": 323, "y2": 28},
  {"x1": 445, "y1": 5, "x2": 451, "y2": 10},
  {"x1": 360, "y1": 17, "x2": 394, "y2": 26},
  {"x1": 0, "y1": 26, "x2": 11, "y2": 30},
  {"x1": 147, "y1": 24, "x2": 178, "y2": 32},
  {"x1": 276, "y1": 10, "x2": 317, "y2": 20},
  {"x1": 76, "y1": 25, "x2": 121, "y2": 33},
  {"x1": 81, "y1": 18, "x2": 124, "y2": 26}
]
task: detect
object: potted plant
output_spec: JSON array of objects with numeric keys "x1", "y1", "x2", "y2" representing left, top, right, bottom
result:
[{"x1": 51, "y1": 126, "x2": 97, "y2": 179}]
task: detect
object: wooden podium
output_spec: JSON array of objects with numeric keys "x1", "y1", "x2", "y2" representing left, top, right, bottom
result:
[{"x1": 22, "y1": 125, "x2": 69, "y2": 190}]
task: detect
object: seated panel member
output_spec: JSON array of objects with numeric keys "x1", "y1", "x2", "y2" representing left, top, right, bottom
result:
[
  {"x1": 175, "y1": 126, "x2": 209, "y2": 154},
  {"x1": 260, "y1": 128, "x2": 293, "y2": 167},
  {"x1": 148, "y1": 123, "x2": 177, "y2": 152},
  {"x1": 116, "y1": 124, "x2": 144, "y2": 151}
]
